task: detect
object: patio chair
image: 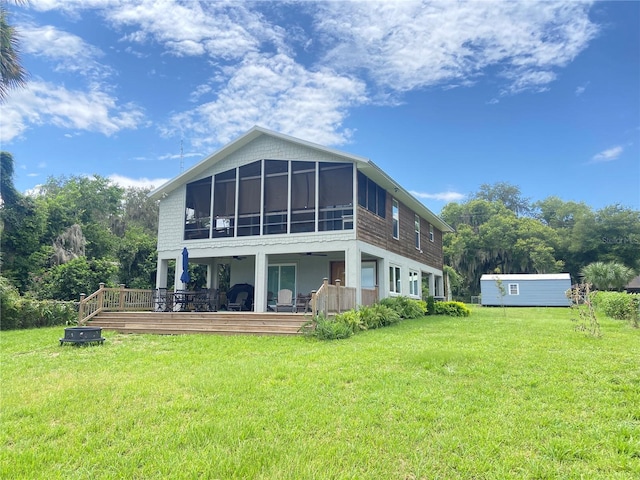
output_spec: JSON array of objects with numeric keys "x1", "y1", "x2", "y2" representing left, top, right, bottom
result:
[
  {"x1": 295, "y1": 293, "x2": 311, "y2": 313},
  {"x1": 193, "y1": 288, "x2": 211, "y2": 312},
  {"x1": 275, "y1": 289, "x2": 294, "y2": 312},
  {"x1": 228, "y1": 290, "x2": 248, "y2": 311},
  {"x1": 153, "y1": 288, "x2": 170, "y2": 312}
]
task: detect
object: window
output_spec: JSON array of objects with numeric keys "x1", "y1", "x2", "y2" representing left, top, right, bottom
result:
[
  {"x1": 357, "y1": 171, "x2": 386, "y2": 218},
  {"x1": 184, "y1": 177, "x2": 212, "y2": 240},
  {"x1": 318, "y1": 162, "x2": 353, "y2": 231},
  {"x1": 291, "y1": 161, "x2": 316, "y2": 233},
  {"x1": 389, "y1": 266, "x2": 401, "y2": 294},
  {"x1": 392, "y1": 199, "x2": 399, "y2": 239},
  {"x1": 361, "y1": 261, "x2": 377, "y2": 289},
  {"x1": 429, "y1": 224, "x2": 434, "y2": 242},
  {"x1": 409, "y1": 270, "x2": 419, "y2": 296},
  {"x1": 237, "y1": 161, "x2": 262, "y2": 237},
  {"x1": 509, "y1": 283, "x2": 519, "y2": 295},
  {"x1": 263, "y1": 160, "x2": 289, "y2": 235},
  {"x1": 415, "y1": 214, "x2": 420, "y2": 250},
  {"x1": 209, "y1": 160, "x2": 356, "y2": 238},
  {"x1": 212, "y1": 169, "x2": 236, "y2": 238},
  {"x1": 268, "y1": 265, "x2": 297, "y2": 301}
]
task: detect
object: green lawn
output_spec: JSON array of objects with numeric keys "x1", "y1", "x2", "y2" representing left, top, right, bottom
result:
[{"x1": 1, "y1": 307, "x2": 639, "y2": 479}]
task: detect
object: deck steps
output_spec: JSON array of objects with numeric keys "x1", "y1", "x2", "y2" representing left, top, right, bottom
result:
[{"x1": 88, "y1": 311, "x2": 311, "y2": 336}]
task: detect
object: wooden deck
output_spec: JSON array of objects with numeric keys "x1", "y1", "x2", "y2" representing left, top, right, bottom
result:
[{"x1": 87, "y1": 311, "x2": 311, "y2": 336}]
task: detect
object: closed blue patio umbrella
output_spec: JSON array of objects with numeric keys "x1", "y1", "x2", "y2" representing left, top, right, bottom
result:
[{"x1": 180, "y1": 247, "x2": 190, "y2": 285}]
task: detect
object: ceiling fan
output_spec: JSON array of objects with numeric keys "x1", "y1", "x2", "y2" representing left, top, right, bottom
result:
[
  {"x1": 299, "y1": 252, "x2": 327, "y2": 257},
  {"x1": 233, "y1": 255, "x2": 247, "y2": 260}
]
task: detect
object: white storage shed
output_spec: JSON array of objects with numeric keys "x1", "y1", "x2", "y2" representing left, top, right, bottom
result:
[{"x1": 480, "y1": 273, "x2": 572, "y2": 307}]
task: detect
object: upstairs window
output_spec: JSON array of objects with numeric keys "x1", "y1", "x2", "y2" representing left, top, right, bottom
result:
[
  {"x1": 357, "y1": 171, "x2": 386, "y2": 218},
  {"x1": 392, "y1": 199, "x2": 399, "y2": 239},
  {"x1": 184, "y1": 177, "x2": 212, "y2": 240},
  {"x1": 212, "y1": 169, "x2": 235, "y2": 238},
  {"x1": 415, "y1": 214, "x2": 420, "y2": 250},
  {"x1": 318, "y1": 162, "x2": 353, "y2": 231},
  {"x1": 238, "y1": 161, "x2": 262, "y2": 237},
  {"x1": 291, "y1": 161, "x2": 316, "y2": 233},
  {"x1": 263, "y1": 160, "x2": 289, "y2": 235},
  {"x1": 429, "y1": 224, "x2": 434, "y2": 242}
]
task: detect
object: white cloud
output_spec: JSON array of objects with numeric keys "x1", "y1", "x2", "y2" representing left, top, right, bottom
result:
[
  {"x1": 575, "y1": 83, "x2": 589, "y2": 96},
  {"x1": 19, "y1": 24, "x2": 111, "y2": 80},
  {"x1": 591, "y1": 145, "x2": 624, "y2": 163},
  {"x1": 0, "y1": 81, "x2": 145, "y2": 143},
  {"x1": 18, "y1": 0, "x2": 601, "y2": 149},
  {"x1": 167, "y1": 53, "x2": 367, "y2": 148},
  {"x1": 158, "y1": 152, "x2": 202, "y2": 161},
  {"x1": 108, "y1": 174, "x2": 169, "y2": 190},
  {"x1": 28, "y1": 1, "x2": 598, "y2": 99},
  {"x1": 410, "y1": 190, "x2": 465, "y2": 202},
  {"x1": 315, "y1": 1, "x2": 598, "y2": 95},
  {"x1": 108, "y1": 1, "x2": 273, "y2": 60}
]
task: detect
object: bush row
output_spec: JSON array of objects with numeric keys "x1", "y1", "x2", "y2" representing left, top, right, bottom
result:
[
  {"x1": 301, "y1": 296, "x2": 471, "y2": 340},
  {"x1": 591, "y1": 291, "x2": 640, "y2": 325},
  {"x1": 0, "y1": 277, "x2": 77, "y2": 330}
]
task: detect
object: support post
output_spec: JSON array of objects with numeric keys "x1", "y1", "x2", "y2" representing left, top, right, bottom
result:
[
  {"x1": 78, "y1": 293, "x2": 85, "y2": 324},
  {"x1": 119, "y1": 284, "x2": 126, "y2": 310},
  {"x1": 336, "y1": 279, "x2": 342, "y2": 314},
  {"x1": 98, "y1": 283, "x2": 105, "y2": 310}
]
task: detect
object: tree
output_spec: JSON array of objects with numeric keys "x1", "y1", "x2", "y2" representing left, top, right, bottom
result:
[
  {"x1": 0, "y1": 2, "x2": 27, "y2": 102},
  {"x1": 581, "y1": 261, "x2": 636, "y2": 292},
  {"x1": 36, "y1": 175, "x2": 124, "y2": 259},
  {"x1": 0, "y1": 152, "x2": 48, "y2": 291},
  {"x1": 122, "y1": 187, "x2": 160, "y2": 235},
  {"x1": 471, "y1": 182, "x2": 531, "y2": 217},
  {"x1": 443, "y1": 192, "x2": 564, "y2": 297},
  {"x1": 0, "y1": 151, "x2": 19, "y2": 206},
  {"x1": 38, "y1": 257, "x2": 118, "y2": 301},
  {"x1": 116, "y1": 226, "x2": 157, "y2": 289}
]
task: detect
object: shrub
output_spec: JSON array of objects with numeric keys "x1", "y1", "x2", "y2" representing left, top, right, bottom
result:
[
  {"x1": 426, "y1": 296, "x2": 435, "y2": 315},
  {"x1": 433, "y1": 301, "x2": 471, "y2": 317},
  {"x1": 594, "y1": 291, "x2": 640, "y2": 323},
  {"x1": 359, "y1": 303, "x2": 401, "y2": 329},
  {"x1": 334, "y1": 310, "x2": 365, "y2": 334},
  {"x1": 300, "y1": 314, "x2": 353, "y2": 340},
  {"x1": 379, "y1": 296, "x2": 426, "y2": 319},
  {"x1": 1, "y1": 276, "x2": 77, "y2": 330}
]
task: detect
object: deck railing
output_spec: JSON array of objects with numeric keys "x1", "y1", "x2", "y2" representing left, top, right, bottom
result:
[
  {"x1": 78, "y1": 283, "x2": 154, "y2": 325},
  {"x1": 311, "y1": 278, "x2": 356, "y2": 317},
  {"x1": 361, "y1": 286, "x2": 379, "y2": 306}
]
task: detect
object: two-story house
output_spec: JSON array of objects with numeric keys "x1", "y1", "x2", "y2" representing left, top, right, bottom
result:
[{"x1": 150, "y1": 126, "x2": 453, "y2": 312}]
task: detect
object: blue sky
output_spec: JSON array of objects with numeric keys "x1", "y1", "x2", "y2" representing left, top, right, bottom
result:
[{"x1": 2, "y1": 0, "x2": 638, "y2": 213}]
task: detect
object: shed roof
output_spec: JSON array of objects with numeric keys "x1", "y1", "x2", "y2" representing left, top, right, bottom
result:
[
  {"x1": 480, "y1": 273, "x2": 571, "y2": 281},
  {"x1": 626, "y1": 275, "x2": 640, "y2": 289},
  {"x1": 149, "y1": 126, "x2": 453, "y2": 233}
]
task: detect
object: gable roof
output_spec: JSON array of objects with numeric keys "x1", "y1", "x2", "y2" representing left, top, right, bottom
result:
[{"x1": 150, "y1": 126, "x2": 453, "y2": 232}]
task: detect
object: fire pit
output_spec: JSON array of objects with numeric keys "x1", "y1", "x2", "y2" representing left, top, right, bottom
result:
[{"x1": 60, "y1": 326, "x2": 105, "y2": 346}]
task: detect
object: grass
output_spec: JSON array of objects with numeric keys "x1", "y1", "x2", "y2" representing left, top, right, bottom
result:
[{"x1": 1, "y1": 307, "x2": 639, "y2": 479}]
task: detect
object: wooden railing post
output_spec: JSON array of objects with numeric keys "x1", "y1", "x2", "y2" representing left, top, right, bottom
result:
[
  {"x1": 119, "y1": 284, "x2": 126, "y2": 310},
  {"x1": 98, "y1": 283, "x2": 105, "y2": 310},
  {"x1": 322, "y1": 278, "x2": 329, "y2": 317},
  {"x1": 335, "y1": 279, "x2": 341, "y2": 314},
  {"x1": 311, "y1": 290, "x2": 317, "y2": 317},
  {"x1": 78, "y1": 293, "x2": 86, "y2": 324}
]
